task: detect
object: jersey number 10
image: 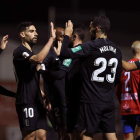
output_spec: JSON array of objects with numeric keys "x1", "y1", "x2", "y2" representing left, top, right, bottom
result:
[
  {"x1": 24, "y1": 108, "x2": 34, "y2": 118},
  {"x1": 91, "y1": 57, "x2": 118, "y2": 83}
]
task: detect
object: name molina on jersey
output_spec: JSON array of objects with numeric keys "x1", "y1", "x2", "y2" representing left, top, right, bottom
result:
[{"x1": 99, "y1": 46, "x2": 116, "y2": 54}]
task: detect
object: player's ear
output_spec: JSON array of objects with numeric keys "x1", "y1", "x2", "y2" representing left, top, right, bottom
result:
[
  {"x1": 96, "y1": 26, "x2": 100, "y2": 31},
  {"x1": 20, "y1": 31, "x2": 25, "y2": 37},
  {"x1": 73, "y1": 34, "x2": 77, "y2": 41}
]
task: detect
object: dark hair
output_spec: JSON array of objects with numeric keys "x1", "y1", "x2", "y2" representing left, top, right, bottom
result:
[
  {"x1": 73, "y1": 23, "x2": 85, "y2": 41},
  {"x1": 17, "y1": 21, "x2": 33, "y2": 33},
  {"x1": 90, "y1": 15, "x2": 110, "y2": 35}
]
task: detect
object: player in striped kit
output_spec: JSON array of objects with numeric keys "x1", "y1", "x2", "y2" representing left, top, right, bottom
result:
[{"x1": 116, "y1": 40, "x2": 140, "y2": 140}]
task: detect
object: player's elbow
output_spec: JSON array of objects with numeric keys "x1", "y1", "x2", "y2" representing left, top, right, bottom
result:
[
  {"x1": 30, "y1": 55, "x2": 44, "y2": 64},
  {"x1": 36, "y1": 56, "x2": 44, "y2": 63}
]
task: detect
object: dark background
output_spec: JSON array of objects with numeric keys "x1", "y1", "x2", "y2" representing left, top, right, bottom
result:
[
  {"x1": 0, "y1": 0, "x2": 140, "y2": 46},
  {"x1": 0, "y1": 1, "x2": 139, "y2": 140}
]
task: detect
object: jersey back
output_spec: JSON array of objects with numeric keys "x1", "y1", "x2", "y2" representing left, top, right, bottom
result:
[
  {"x1": 116, "y1": 58, "x2": 140, "y2": 115},
  {"x1": 68, "y1": 38, "x2": 122, "y2": 104}
]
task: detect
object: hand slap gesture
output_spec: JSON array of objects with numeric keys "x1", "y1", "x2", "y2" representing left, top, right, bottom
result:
[
  {"x1": 0, "y1": 35, "x2": 8, "y2": 50},
  {"x1": 65, "y1": 20, "x2": 73, "y2": 37},
  {"x1": 50, "y1": 22, "x2": 56, "y2": 40},
  {"x1": 53, "y1": 41, "x2": 62, "y2": 56}
]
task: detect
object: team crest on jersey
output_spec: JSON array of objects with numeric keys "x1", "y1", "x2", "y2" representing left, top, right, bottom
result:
[
  {"x1": 63, "y1": 59, "x2": 72, "y2": 67},
  {"x1": 71, "y1": 45, "x2": 82, "y2": 53}
]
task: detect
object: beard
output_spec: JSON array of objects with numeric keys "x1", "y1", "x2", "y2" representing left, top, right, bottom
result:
[{"x1": 27, "y1": 40, "x2": 37, "y2": 47}]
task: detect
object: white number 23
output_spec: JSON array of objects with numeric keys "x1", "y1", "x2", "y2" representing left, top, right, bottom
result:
[{"x1": 91, "y1": 57, "x2": 118, "y2": 83}]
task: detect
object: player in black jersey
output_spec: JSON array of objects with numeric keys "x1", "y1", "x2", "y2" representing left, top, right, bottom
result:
[
  {"x1": 13, "y1": 21, "x2": 56, "y2": 140},
  {"x1": 60, "y1": 23, "x2": 85, "y2": 140},
  {"x1": 41, "y1": 26, "x2": 69, "y2": 140},
  {"x1": 0, "y1": 35, "x2": 16, "y2": 97},
  {"x1": 59, "y1": 16, "x2": 122, "y2": 140},
  {"x1": 47, "y1": 23, "x2": 86, "y2": 140}
]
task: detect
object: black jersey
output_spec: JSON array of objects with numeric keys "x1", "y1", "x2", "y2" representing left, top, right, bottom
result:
[
  {"x1": 13, "y1": 45, "x2": 43, "y2": 105},
  {"x1": 61, "y1": 45, "x2": 82, "y2": 102},
  {"x1": 61, "y1": 38, "x2": 122, "y2": 105},
  {"x1": 65, "y1": 58, "x2": 82, "y2": 101},
  {"x1": 42, "y1": 48, "x2": 66, "y2": 107}
]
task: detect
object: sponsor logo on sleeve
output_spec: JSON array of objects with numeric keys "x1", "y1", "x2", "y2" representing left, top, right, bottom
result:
[
  {"x1": 63, "y1": 59, "x2": 72, "y2": 67},
  {"x1": 71, "y1": 45, "x2": 82, "y2": 53},
  {"x1": 40, "y1": 64, "x2": 45, "y2": 70},
  {"x1": 22, "y1": 52, "x2": 30, "y2": 58}
]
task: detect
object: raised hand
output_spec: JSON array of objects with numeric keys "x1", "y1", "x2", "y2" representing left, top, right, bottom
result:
[
  {"x1": 50, "y1": 22, "x2": 56, "y2": 40},
  {"x1": 0, "y1": 35, "x2": 8, "y2": 50},
  {"x1": 65, "y1": 20, "x2": 73, "y2": 37},
  {"x1": 53, "y1": 41, "x2": 62, "y2": 56}
]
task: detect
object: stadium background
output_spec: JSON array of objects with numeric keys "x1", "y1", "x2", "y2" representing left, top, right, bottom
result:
[{"x1": 0, "y1": 1, "x2": 140, "y2": 139}]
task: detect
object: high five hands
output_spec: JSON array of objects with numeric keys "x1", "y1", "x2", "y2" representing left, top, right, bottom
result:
[
  {"x1": 65, "y1": 20, "x2": 73, "y2": 37},
  {"x1": 50, "y1": 22, "x2": 56, "y2": 40},
  {"x1": 0, "y1": 35, "x2": 8, "y2": 50},
  {"x1": 53, "y1": 41, "x2": 62, "y2": 56},
  {"x1": 53, "y1": 20, "x2": 73, "y2": 56}
]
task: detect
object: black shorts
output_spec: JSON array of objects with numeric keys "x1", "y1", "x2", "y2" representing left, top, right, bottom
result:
[
  {"x1": 67, "y1": 100, "x2": 80, "y2": 133},
  {"x1": 48, "y1": 99, "x2": 67, "y2": 131},
  {"x1": 77, "y1": 103, "x2": 116, "y2": 134},
  {"x1": 16, "y1": 103, "x2": 48, "y2": 131}
]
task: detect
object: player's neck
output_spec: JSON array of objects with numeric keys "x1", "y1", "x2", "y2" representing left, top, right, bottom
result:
[
  {"x1": 134, "y1": 54, "x2": 140, "y2": 59},
  {"x1": 73, "y1": 40, "x2": 82, "y2": 48},
  {"x1": 96, "y1": 33, "x2": 107, "y2": 39},
  {"x1": 22, "y1": 42, "x2": 32, "y2": 52}
]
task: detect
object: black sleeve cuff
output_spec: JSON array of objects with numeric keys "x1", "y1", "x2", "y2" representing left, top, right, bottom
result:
[
  {"x1": 0, "y1": 48, "x2": 3, "y2": 54},
  {"x1": 135, "y1": 61, "x2": 140, "y2": 69},
  {"x1": 37, "y1": 69, "x2": 48, "y2": 74}
]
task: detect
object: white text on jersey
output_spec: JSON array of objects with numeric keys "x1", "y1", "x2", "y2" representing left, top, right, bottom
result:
[{"x1": 99, "y1": 46, "x2": 116, "y2": 54}]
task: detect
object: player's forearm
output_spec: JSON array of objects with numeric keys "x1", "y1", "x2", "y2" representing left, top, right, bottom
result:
[
  {"x1": 122, "y1": 60, "x2": 138, "y2": 71},
  {"x1": 30, "y1": 37, "x2": 54, "y2": 63},
  {"x1": 0, "y1": 85, "x2": 16, "y2": 98}
]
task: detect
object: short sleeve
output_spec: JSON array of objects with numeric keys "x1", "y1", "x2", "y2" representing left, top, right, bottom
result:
[
  {"x1": 13, "y1": 46, "x2": 34, "y2": 64},
  {"x1": 68, "y1": 42, "x2": 91, "y2": 59}
]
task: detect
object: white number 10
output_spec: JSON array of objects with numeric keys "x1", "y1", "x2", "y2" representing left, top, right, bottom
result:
[{"x1": 23, "y1": 108, "x2": 34, "y2": 118}]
